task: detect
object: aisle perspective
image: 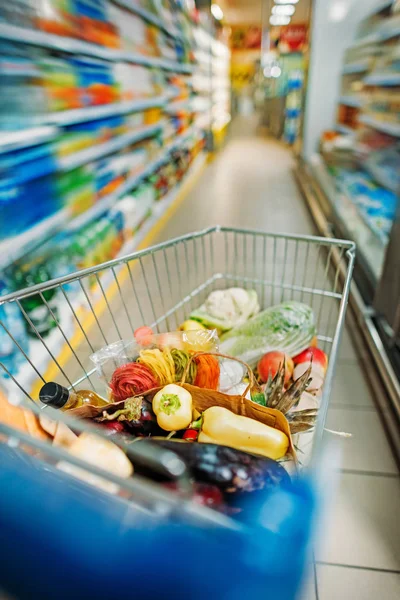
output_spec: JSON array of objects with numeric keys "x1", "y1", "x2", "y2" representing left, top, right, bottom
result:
[
  {"x1": 2, "y1": 2, "x2": 400, "y2": 599},
  {"x1": 298, "y1": 0, "x2": 400, "y2": 464}
]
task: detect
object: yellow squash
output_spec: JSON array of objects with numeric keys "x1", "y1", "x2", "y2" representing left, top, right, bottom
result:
[{"x1": 198, "y1": 406, "x2": 289, "y2": 460}]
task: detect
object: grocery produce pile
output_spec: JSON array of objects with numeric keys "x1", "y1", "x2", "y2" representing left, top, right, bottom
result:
[{"x1": 9, "y1": 288, "x2": 329, "y2": 516}]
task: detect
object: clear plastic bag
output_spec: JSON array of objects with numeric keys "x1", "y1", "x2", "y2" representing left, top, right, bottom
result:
[{"x1": 90, "y1": 329, "x2": 220, "y2": 396}]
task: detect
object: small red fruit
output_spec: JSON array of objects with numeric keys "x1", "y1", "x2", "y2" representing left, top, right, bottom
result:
[
  {"x1": 134, "y1": 326, "x2": 153, "y2": 346},
  {"x1": 183, "y1": 428, "x2": 199, "y2": 441},
  {"x1": 257, "y1": 351, "x2": 294, "y2": 385},
  {"x1": 292, "y1": 347, "x2": 328, "y2": 372}
]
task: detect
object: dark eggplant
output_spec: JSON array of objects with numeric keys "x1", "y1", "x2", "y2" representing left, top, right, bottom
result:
[
  {"x1": 97, "y1": 397, "x2": 163, "y2": 437},
  {"x1": 134, "y1": 439, "x2": 290, "y2": 496}
]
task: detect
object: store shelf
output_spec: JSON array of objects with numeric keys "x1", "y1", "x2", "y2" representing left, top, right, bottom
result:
[
  {"x1": 350, "y1": 33, "x2": 381, "y2": 49},
  {"x1": 10, "y1": 152, "x2": 207, "y2": 400},
  {"x1": 114, "y1": 0, "x2": 183, "y2": 41},
  {"x1": 46, "y1": 95, "x2": 169, "y2": 126},
  {"x1": 58, "y1": 123, "x2": 163, "y2": 172},
  {"x1": 339, "y1": 95, "x2": 362, "y2": 108},
  {"x1": 0, "y1": 208, "x2": 70, "y2": 271},
  {"x1": 342, "y1": 61, "x2": 370, "y2": 75},
  {"x1": 0, "y1": 22, "x2": 119, "y2": 60},
  {"x1": 66, "y1": 145, "x2": 177, "y2": 232},
  {"x1": 309, "y1": 154, "x2": 386, "y2": 284},
  {"x1": 359, "y1": 114, "x2": 400, "y2": 137},
  {"x1": 364, "y1": 72, "x2": 400, "y2": 86},
  {"x1": 336, "y1": 123, "x2": 356, "y2": 135},
  {"x1": 0, "y1": 23, "x2": 192, "y2": 73},
  {"x1": 0, "y1": 126, "x2": 58, "y2": 154},
  {"x1": 337, "y1": 180, "x2": 389, "y2": 246},
  {"x1": 0, "y1": 125, "x2": 201, "y2": 270},
  {"x1": 362, "y1": 160, "x2": 400, "y2": 195},
  {"x1": 379, "y1": 23, "x2": 400, "y2": 42}
]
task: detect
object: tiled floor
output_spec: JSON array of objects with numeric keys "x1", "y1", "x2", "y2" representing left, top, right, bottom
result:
[{"x1": 154, "y1": 116, "x2": 400, "y2": 598}]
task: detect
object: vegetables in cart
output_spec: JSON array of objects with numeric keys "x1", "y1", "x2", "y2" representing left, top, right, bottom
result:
[
  {"x1": 293, "y1": 347, "x2": 328, "y2": 392},
  {"x1": 137, "y1": 438, "x2": 289, "y2": 496},
  {"x1": 171, "y1": 348, "x2": 197, "y2": 383},
  {"x1": 99, "y1": 396, "x2": 161, "y2": 436},
  {"x1": 258, "y1": 363, "x2": 318, "y2": 434},
  {"x1": 138, "y1": 348, "x2": 176, "y2": 385},
  {"x1": 193, "y1": 354, "x2": 220, "y2": 390},
  {"x1": 198, "y1": 406, "x2": 289, "y2": 460},
  {"x1": 190, "y1": 288, "x2": 260, "y2": 332},
  {"x1": 220, "y1": 301, "x2": 316, "y2": 366},
  {"x1": 182, "y1": 416, "x2": 202, "y2": 441},
  {"x1": 179, "y1": 320, "x2": 207, "y2": 332},
  {"x1": 109, "y1": 363, "x2": 158, "y2": 401},
  {"x1": 90, "y1": 329, "x2": 219, "y2": 391},
  {"x1": 153, "y1": 384, "x2": 193, "y2": 431},
  {"x1": 257, "y1": 351, "x2": 294, "y2": 385}
]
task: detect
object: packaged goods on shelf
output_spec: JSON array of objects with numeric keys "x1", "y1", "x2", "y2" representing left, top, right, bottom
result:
[
  {"x1": 108, "y1": 2, "x2": 148, "y2": 54},
  {"x1": 111, "y1": 184, "x2": 156, "y2": 238},
  {"x1": 33, "y1": 0, "x2": 119, "y2": 48},
  {"x1": 56, "y1": 164, "x2": 96, "y2": 214},
  {"x1": 0, "y1": 1, "x2": 36, "y2": 28},
  {"x1": 40, "y1": 53, "x2": 120, "y2": 112},
  {"x1": 113, "y1": 62, "x2": 157, "y2": 100},
  {"x1": 0, "y1": 279, "x2": 29, "y2": 376},
  {"x1": 0, "y1": 42, "x2": 48, "y2": 130},
  {"x1": 365, "y1": 87, "x2": 400, "y2": 124},
  {"x1": 56, "y1": 114, "x2": 126, "y2": 156},
  {"x1": 0, "y1": 0, "x2": 226, "y2": 293},
  {"x1": 9, "y1": 257, "x2": 60, "y2": 338},
  {"x1": 0, "y1": 150, "x2": 59, "y2": 239},
  {"x1": 328, "y1": 166, "x2": 397, "y2": 238}
]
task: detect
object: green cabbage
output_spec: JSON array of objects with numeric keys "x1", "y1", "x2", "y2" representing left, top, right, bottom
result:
[{"x1": 220, "y1": 301, "x2": 316, "y2": 366}]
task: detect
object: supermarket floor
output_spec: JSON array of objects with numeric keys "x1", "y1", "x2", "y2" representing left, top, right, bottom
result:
[{"x1": 155, "y1": 116, "x2": 400, "y2": 599}]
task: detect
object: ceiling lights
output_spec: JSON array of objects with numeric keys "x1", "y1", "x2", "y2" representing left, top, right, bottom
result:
[
  {"x1": 211, "y1": 4, "x2": 224, "y2": 21},
  {"x1": 270, "y1": 0, "x2": 298, "y2": 27},
  {"x1": 272, "y1": 5, "x2": 296, "y2": 16},
  {"x1": 269, "y1": 14, "x2": 291, "y2": 26}
]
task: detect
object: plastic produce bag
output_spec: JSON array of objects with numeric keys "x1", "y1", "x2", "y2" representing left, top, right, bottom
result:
[{"x1": 90, "y1": 329, "x2": 219, "y2": 396}]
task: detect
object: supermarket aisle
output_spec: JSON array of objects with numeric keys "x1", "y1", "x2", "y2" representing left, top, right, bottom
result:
[
  {"x1": 157, "y1": 115, "x2": 314, "y2": 240},
  {"x1": 155, "y1": 116, "x2": 400, "y2": 600}
]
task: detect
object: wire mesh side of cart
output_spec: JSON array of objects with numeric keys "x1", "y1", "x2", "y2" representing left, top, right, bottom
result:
[{"x1": 0, "y1": 226, "x2": 355, "y2": 513}]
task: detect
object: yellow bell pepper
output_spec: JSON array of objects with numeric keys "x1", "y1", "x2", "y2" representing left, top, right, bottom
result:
[
  {"x1": 198, "y1": 406, "x2": 289, "y2": 460},
  {"x1": 152, "y1": 384, "x2": 192, "y2": 431}
]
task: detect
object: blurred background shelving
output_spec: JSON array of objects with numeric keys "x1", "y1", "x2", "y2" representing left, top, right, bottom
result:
[
  {"x1": 0, "y1": 0, "x2": 230, "y2": 393},
  {"x1": 297, "y1": 0, "x2": 400, "y2": 452}
]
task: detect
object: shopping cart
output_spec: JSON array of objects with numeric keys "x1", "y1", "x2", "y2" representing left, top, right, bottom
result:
[{"x1": 0, "y1": 226, "x2": 355, "y2": 600}]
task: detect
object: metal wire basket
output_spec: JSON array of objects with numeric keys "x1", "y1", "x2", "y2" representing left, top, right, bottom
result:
[{"x1": 0, "y1": 226, "x2": 355, "y2": 524}]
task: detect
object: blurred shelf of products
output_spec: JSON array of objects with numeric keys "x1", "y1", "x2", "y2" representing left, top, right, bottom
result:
[
  {"x1": 230, "y1": 17, "x2": 308, "y2": 146},
  {"x1": 0, "y1": 0, "x2": 231, "y2": 387},
  {"x1": 297, "y1": 0, "x2": 400, "y2": 457}
]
